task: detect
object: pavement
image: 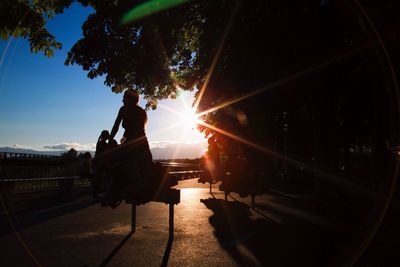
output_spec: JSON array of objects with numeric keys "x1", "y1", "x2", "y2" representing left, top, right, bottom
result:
[{"x1": 0, "y1": 178, "x2": 399, "y2": 267}]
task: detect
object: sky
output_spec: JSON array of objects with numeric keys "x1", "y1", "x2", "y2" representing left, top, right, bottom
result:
[{"x1": 0, "y1": 3, "x2": 206, "y2": 156}]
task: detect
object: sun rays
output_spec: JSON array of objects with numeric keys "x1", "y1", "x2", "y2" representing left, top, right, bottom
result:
[
  {"x1": 120, "y1": 0, "x2": 390, "y2": 201},
  {"x1": 157, "y1": 96, "x2": 203, "y2": 133},
  {"x1": 193, "y1": 0, "x2": 242, "y2": 112}
]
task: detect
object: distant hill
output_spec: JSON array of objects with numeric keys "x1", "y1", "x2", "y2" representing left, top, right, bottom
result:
[
  {"x1": 150, "y1": 142, "x2": 206, "y2": 160},
  {"x1": 0, "y1": 142, "x2": 206, "y2": 160},
  {"x1": 0, "y1": 147, "x2": 66, "y2": 156}
]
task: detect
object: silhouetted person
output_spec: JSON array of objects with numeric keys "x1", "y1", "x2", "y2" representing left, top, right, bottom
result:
[
  {"x1": 108, "y1": 138, "x2": 118, "y2": 148},
  {"x1": 109, "y1": 89, "x2": 153, "y2": 194},
  {"x1": 94, "y1": 130, "x2": 113, "y2": 196},
  {"x1": 80, "y1": 151, "x2": 95, "y2": 197},
  {"x1": 95, "y1": 130, "x2": 110, "y2": 157}
]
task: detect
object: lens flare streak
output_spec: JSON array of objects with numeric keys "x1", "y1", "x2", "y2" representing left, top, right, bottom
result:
[
  {"x1": 198, "y1": 121, "x2": 382, "y2": 199},
  {"x1": 197, "y1": 46, "x2": 370, "y2": 118},
  {"x1": 193, "y1": 0, "x2": 242, "y2": 111},
  {"x1": 121, "y1": 0, "x2": 192, "y2": 24}
]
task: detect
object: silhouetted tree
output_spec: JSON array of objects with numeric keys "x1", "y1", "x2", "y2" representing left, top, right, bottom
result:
[
  {"x1": 3, "y1": 0, "x2": 400, "y2": 198},
  {"x1": 61, "y1": 148, "x2": 78, "y2": 159},
  {"x1": 0, "y1": 0, "x2": 74, "y2": 56}
]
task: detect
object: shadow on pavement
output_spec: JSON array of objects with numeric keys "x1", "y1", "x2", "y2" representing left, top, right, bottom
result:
[
  {"x1": 355, "y1": 199, "x2": 400, "y2": 266},
  {"x1": 201, "y1": 198, "x2": 337, "y2": 267},
  {"x1": 0, "y1": 191, "x2": 99, "y2": 236},
  {"x1": 160, "y1": 237, "x2": 173, "y2": 267},
  {"x1": 100, "y1": 231, "x2": 134, "y2": 267},
  {"x1": 98, "y1": 222, "x2": 174, "y2": 267}
]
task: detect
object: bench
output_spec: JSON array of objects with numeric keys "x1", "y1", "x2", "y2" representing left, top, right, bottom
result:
[
  {"x1": 100, "y1": 181, "x2": 180, "y2": 239},
  {"x1": 125, "y1": 188, "x2": 180, "y2": 239},
  {"x1": 198, "y1": 176, "x2": 217, "y2": 194},
  {"x1": 96, "y1": 159, "x2": 197, "y2": 239},
  {"x1": 219, "y1": 183, "x2": 264, "y2": 209},
  {"x1": 198, "y1": 176, "x2": 261, "y2": 208}
]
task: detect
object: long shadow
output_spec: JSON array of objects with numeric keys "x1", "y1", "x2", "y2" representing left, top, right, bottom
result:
[
  {"x1": 0, "y1": 191, "x2": 99, "y2": 236},
  {"x1": 98, "y1": 228, "x2": 174, "y2": 267},
  {"x1": 227, "y1": 194, "x2": 275, "y2": 223},
  {"x1": 228, "y1": 193, "x2": 316, "y2": 225},
  {"x1": 201, "y1": 198, "x2": 339, "y2": 267},
  {"x1": 160, "y1": 237, "x2": 173, "y2": 267},
  {"x1": 99, "y1": 231, "x2": 134, "y2": 267}
]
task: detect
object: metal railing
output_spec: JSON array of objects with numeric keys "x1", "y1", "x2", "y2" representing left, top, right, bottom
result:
[
  {"x1": 0, "y1": 152, "x2": 201, "y2": 194},
  {"x1": 0, "y1": 177, "x2": 91, "y2": 194},
  {"x1": 0, "y1": 152, "x2": 61, "y2": 160}
]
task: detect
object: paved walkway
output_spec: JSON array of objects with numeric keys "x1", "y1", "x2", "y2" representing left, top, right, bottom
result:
[{"x1": 0, "y1": 179, "x2": 376, "y2": 267}]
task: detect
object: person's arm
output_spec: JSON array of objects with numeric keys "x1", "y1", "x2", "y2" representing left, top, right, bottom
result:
[{"x1": 110, "y1": 107, "x2": 123, "y2": 140}]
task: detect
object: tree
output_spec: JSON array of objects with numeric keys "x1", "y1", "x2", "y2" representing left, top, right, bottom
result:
[
  {"x1": 61, "y1": 148, "x2": 78, "y2": 159},
  {"x1": 3, "y1": 0, "x2": 400, "y2": 196},
  {"x1": 65, "y1": 0, "x2": 205, "y2": 108},
  {"x1": 0, "y1": 0, "x2": 74, "y2": 56}
]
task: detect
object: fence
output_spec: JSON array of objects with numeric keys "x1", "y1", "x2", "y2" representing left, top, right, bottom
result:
[
  {"x1": 0, "y1": 151, "x2": 83, "y2": 194},
  {"x1": 0, "y1": 152, "x2": 201, "y2": 194},
  {"x1": 0, "y1": 177, "x2": 91, "y2": 194},
  {"x1": 160, "y1": 161, "x2": 202, "y2": 180}
]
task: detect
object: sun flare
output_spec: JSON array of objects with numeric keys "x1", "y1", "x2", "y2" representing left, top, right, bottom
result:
[
  {"x1": 181, "y1": 108, "x2": 202, "y2": 130},
  {"x1": 156, "y1": 93, "x2": 205, "y2": 144}
]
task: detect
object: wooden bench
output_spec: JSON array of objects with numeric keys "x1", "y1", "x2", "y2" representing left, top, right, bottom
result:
[
  {"x1": 197, "y1": 176, "x2": 217, "y2": 194},
  {"x1": 109, "y1": 188, "x2": 180, "y2": 239},
  {"x1": 198, "y1": 176, "x2": 262, "y2": 208},
  {"x1": 219, "y1": 183, "x2": 263, "y2": 209},
  {"x1": 96, "y1": 160, "x2": 193, "y2": 239}
]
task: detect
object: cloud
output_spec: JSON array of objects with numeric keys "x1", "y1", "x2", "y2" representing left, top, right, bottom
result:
[
  {"x1": 149, "y1": 140, "x2": 205, "y2": 149},
  {"x1": 43, "y1": 142, "x2": 95, "y2": 151},
  {"x1": 42, "y1": 141, "x2": 206, "y2": 158},
  {"x1": 9, "y1": 144, "x2": 32, "y2": 149},
  {"x1": 149, "y1": 141, "x2": 179, "y2": 149},
  {"x1": 149, "y1": 141, "x2": 207, "y2": 159}
]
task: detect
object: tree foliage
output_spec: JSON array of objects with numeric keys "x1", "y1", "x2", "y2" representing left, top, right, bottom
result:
[
  {"x1": 65, "y1": 0, "x2": 205, "y2": 108},
  {"x1": 3, "y1": 0, "x2": 400, "y2": 196},
  {"x1": 61, "y1": 148, "x2": 78, "y2": 159},
  {"x1": 0, "y1": 0, "x2": 74, "y2": 56}
]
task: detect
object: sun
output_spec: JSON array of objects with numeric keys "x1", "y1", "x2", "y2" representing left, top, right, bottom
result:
[
  {"x1": 155, "y1": 91, "x2": 206, "y2": 144},
  {"x1": 181, "y1": 107, "x2": 201, "y2": 130}
]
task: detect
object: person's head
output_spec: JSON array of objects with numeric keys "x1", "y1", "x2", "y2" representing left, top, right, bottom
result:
[
  {"x1": 108, "y1": 139, "x2": 118, "y2": 147},
  {"x1": 123, "y1": 89, "x2": 139, "y2": 106},
  {"x1": 82, "y1": 152, "x2": 92, "y2": 159},
  {"x1": 98, "y1": 130, "x2": 110, "y2": 142}
]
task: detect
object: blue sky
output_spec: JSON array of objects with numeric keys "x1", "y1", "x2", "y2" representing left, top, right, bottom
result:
[{"x1": 0, "y1": 3, "x2": 206, "y2": 153}]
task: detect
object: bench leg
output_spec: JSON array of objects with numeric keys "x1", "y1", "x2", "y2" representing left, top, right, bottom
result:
[
  {"x1": 251, "y1": 195, "x2": 255, "y2": 209},
  {"x1": 169, "y1": 204, "x2": 174, "y2": 240},
  {"x1": 224, "y1": 192, "x2": 228, "y2": 201},
  {"x1": 131, "y1": 203, "x2": 136, "y2": 233},
  {"x1": 209, "y1": 183, "x2": 212, "y2": 194}
]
